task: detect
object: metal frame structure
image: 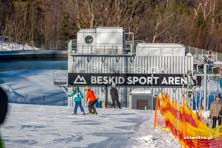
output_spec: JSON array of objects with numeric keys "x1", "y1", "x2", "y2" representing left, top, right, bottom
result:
[
  {"x1": 59, "y1": 28, "x2": 209, "y2": 109},
  {"x1": 67, "y1": 38, "x2": 193, "y2": 108},
  {"x1": 193, "y1": 62, "x2": 222, "y2": 110},
  {"x1": 67, "y1": 33, "x2": 136, "y2": 107},
  {"x1": 45, "y1": 33, "x2": 222, "y2": 110}
]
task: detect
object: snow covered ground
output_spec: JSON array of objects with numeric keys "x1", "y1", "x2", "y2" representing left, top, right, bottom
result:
[
  {"x1": 0, "y1": 66, "x2": 180, "y2": 147},
  {"x1": 0, "y1": 41, "x2": 67, "y2": 58},
  {"x1": 1, "y1": 104, "x2": 180, "y2": 148},
  {"x1": 0, "y1": 42, "x2": 39, "y2": 51},
  {"x1": 0, "y1": 70, "x2": 67, "y2": 105}
]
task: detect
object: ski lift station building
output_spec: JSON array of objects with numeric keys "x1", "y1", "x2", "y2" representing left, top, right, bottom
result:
[{"x1": 67, "y1": 27, "x2": 197, "y2": 110}]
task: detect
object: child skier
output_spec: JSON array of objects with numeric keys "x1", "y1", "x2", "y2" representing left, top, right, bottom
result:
[
  {"x1": 68, "y1": 87, "x2": 85, "y2": 115},
  {"x1": 85, "y1": 86, "x2": 98, "y2": 114}
]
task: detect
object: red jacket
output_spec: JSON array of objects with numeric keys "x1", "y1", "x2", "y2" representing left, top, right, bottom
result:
[{"x1": 86, "y1": 89, "x2": 96, "y2": 102}]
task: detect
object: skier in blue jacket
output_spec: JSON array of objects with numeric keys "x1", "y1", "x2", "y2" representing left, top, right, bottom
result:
[{"x1": 68, "y1": 87, "x2": 85, "y2": 115}]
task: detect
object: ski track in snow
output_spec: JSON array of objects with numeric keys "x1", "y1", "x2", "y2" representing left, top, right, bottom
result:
[{"x1": 1, "y1": 104, "x2": 180, "y2": 148}]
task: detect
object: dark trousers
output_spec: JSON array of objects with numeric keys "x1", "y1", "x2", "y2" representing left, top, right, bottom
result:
[
  {"x1": 94, "y1": 99, "x2": 99, "y2": 107},
  {"x1": 74, "y1": 101, "x2": 85, "y2": 113},
  {"x1": 88, "y1": 100, "x2": 97, "y2": 114},
  {"x1": 219, "y1": 117, "x2": 222, "y2": 126},
  {"x1": 212, "y1": 117, "x2": 217, "y2": 128},
  {"x1": 112, "y1": 98, "x2": 121, "y2": 109}
]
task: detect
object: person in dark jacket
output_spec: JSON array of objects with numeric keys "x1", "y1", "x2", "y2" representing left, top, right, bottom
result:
[
  {"x1": 110, "y1": 83, "x2": 121, "y2": 109},
  {"x1": 0, "y1": 86, "x2": 8, "y2": 148}
]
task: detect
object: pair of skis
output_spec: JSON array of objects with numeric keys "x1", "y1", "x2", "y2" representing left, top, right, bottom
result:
[{"x1": 72, "y1": 112, "x2": 97, "y2": 115}]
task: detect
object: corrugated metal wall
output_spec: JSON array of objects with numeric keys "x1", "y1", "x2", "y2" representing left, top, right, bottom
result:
[{"x1": 70, "y1": 56, "x2": 193, "y2": 107}]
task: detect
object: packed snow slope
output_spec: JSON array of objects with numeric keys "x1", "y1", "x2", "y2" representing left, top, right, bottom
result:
[
  {"x1": 1, "y1": 104, "x2": 180, "y2": 148},
  {"x1": 0, "y1": 70, "x2": 67, "y2": 105}
]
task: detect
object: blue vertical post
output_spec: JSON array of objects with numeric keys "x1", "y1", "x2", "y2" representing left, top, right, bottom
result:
[{"x1": 105, "y1": 85, "x2": 108, "y2": 108}]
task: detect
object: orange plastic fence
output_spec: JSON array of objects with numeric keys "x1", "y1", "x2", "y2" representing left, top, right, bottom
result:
[{"x1": 154, "y1": 93, "x2": 222, "y2": 148}]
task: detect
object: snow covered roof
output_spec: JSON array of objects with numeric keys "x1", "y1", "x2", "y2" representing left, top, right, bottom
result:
[
  {"x1": 78, "y1": 29, "x2": 96, "y2": 33},
  {"x1": 78, "y1": 27, "x2": 124, "y2": 33},
  {"x1": 136, "y1": 43, "x2": 185, "y2": 56},
  {"x1": 136, "y1": 43, "x2": 185, "y2": 48},
  {"x1": 96, "y1": 27, "x2": 123, "y2": 32}
]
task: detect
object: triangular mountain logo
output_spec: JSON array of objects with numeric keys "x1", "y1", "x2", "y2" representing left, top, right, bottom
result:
[{"x1": 73, "y1": 75, "x2": 87, "y2": 84}]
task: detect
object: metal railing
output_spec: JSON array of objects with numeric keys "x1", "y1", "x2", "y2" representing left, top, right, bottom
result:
[
  {"x1": 69, "y1": 42, "x2": 135, "y2": 55},
  {"x1": 186, "y1": 46, "x2": 221, "y2": 57},
  {"x1": 28, "y1": 92, "x2": 67, "y2": 106},
  {"x1": 53, "y1": 71, "x2": 68, "y2": 86},
  {"x1": 77, "y1": 43, "x2": 122, "y2": 54},
  {"x1": 9, "y1": 92, "x2": 67, "y2": 106},
  {"x1": 4, "y1": 84, "x2": 67, "y2": 106},
  {"x1": 186, "y1": 46, "x2": 222, "y2": 62},
  {"x1": 186, "y1": 46, "x2": 209, "y2": 55}
]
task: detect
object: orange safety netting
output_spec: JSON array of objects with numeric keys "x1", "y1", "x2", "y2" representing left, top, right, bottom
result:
[{"x1": 154, "y1": 93, "x2": 222, "y2": 148}]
